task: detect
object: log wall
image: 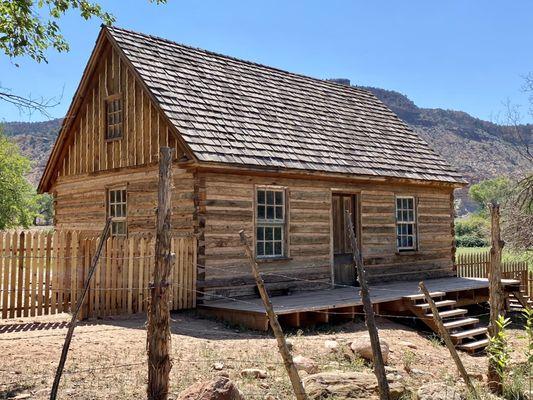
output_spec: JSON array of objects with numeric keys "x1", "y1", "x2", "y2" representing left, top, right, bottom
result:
[
  {"x1": 53, "y1": 164, "x2": 195, "y2": 236},
  {"x1": 196, "y1": 171, "x2": 456, "y2": 299}
]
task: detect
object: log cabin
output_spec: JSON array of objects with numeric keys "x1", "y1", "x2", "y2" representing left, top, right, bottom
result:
[{"x1": 39, "y1": 25, "x2": 469, "y2": 303}]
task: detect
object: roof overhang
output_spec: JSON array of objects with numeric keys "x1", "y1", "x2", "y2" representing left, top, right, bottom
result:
[{"x1": 189, "y1": 160, "x2": 468, "y2": 189}]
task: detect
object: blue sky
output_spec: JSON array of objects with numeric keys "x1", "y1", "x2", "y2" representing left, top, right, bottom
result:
[{"x1": 1, "y1": 0, "x2": 532, "y2": 123}]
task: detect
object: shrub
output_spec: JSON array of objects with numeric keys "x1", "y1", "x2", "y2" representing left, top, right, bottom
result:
[{"x1": 455, "y1": 214, "x2": 489, "y2": 247}]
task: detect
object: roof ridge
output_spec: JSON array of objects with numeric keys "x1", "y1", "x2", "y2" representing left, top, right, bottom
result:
[{"x1": 105, "y1": 25, "x2": 377, "y2": 98}]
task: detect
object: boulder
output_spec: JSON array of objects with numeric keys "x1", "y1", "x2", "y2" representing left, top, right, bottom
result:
[
  {"x1": 417, "y1": 382, "x2": 465, "y2": 400},
  {"x1": 303, "y1": 371, "x2": 406, "y2": 400},
  {"x1": 293, "y1": 355, "x2": 319, "y2": 374},
  {"x1": 324, "y1": 340, "x2": 339, "y2": 353},
  {"x1": 177, "y1": 376, "x2": 244, "y2": 400},
  {"x1": 350, "y1": 336, "x2": 389, "y2": 364},
  {"x1": 240, "y1": 368, "x2": 267, "y2": 379}
]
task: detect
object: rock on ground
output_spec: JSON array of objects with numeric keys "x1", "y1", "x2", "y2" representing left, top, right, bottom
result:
[
  {"x1": 350, "y1": 336, "x2": 390, "y2": 364},
  {"x1": 416, "y1": 382, "x2": 465, "y2": 400},
  {"x1": 240, "y1": 368, "x2": 267, "y2": 379},
  {"x1": 293, "y1": 355, "x2": 319, "y2": 374},
  {"x1": 303, "y1": 371, "x2": 406, "y2": 400},
  {"x1": 177, "y1": 376, "x2": 244, "y2": 400},
  {"x1": 324, "y1": 340, "x2": 339, "y2": 353}
]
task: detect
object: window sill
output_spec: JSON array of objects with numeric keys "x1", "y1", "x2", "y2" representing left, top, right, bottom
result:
[
  {"x1": 105, "y1": 137, "x2": 123, "y2": 142},
  {"x1": 395, "y1": 250, "x2": 419, "y2": 256},
  {"x1": 256, "y1": 256, "x2": 292, "y2": 264}
]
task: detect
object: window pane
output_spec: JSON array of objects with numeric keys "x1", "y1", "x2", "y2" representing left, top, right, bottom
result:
[
  {"x1": 407, "y1": 236, "x2": 413, "y2": 248},
  {"x1": 275, "y1": 191, "x2": 283, "y2": 205},
  {"x1": 266, "y1": 191, "x2": 274, "y2": 205},
  {"x1": 256, "y1": 242, "x2": 264, "y2": 256},
  {"x1": 275, "y1": 206, "x2": 283, "y2": 220},
  {"x1": 265, "y1": 227, "x2": 273, "y2": 240},
  {"x1": 274, "y1": 242, "x2": 282, "y2": 255},
  {"x1": 256, "y1": 227, "x2": 264, "y2": 241},
  {"x1": 265, "y1": 241, "x2": 273, "y2": 255},
  {"x1": 407, "y1": 224, "x2": 413, "y2": 235},
  {"x1": 274, "y1": 227, "x2": 282, "y2": 240},
  {"x1": 258, "y1": 205, "x2": 265, "y2": 219},
  {"x1": 257, "y1": 190, "x2": 265, "y2": 204},
  {"x1": 266, "y1": 206, "x2": 274, "y2": 219}
]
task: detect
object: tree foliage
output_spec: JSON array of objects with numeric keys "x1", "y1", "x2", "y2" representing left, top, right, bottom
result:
[
  {"x1": 0, "y1": 129, "x2": 39, "y2": 229},
  {"x1": 0, "y1": 0, "x2": 166, "y2": 63},
  {"x1": 469, "y1": 177, "x2": 512, "y2": 213},
  {"x1": 455, "y1": 214, "x2": 489, "y2": 247}
]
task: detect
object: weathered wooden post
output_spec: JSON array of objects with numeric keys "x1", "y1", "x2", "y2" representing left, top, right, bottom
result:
[
  {"x1": 239, "y1": 230, "x2": 309, "y2": 400},
  {"x1": 50, "y1": 218, "x2": 112, "y2": 400},
  {"x1": 487, "y1": 201, "x2": 505, "y2": 394},
  {"x1": 147, "y1": 147, "x2": 174, "y2": 400},
  {"x1": 419, "y1": 281, "x2": 477, "y2": 398},
  {"x1": 344, "y1": 210, "x2": 390, "y2": 400}
]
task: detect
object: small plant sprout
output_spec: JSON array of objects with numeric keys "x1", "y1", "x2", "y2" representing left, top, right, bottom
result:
[
  {"x1": 486, "y1": 315, "x2": 511, "y2": 389},
  {"x1": 402, "y1": 349, "x2": 417, "y2": 373}
]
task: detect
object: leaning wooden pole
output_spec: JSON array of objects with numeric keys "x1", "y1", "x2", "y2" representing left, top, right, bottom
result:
[
  {"x1": 50, "y1": 217, "x2": 112, "y2": 400},
  {"x1": 344, "y1": 210, "x2": 390, "y2": 400},
  {"x1": 239, "y1": 230, "x2": 309, "y2": 400},
  {"x1": 419, "y1": 281, "x2": 478, "y2": 398},
  {"x1": 147, "y1": 147, "x2": 174, "y2": 400},
  {"x1": 487, "y1": 201, "x2": 505, "y2": 394}
]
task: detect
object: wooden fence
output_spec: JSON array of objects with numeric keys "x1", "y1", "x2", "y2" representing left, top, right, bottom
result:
[
  {"x1": 0, "y1": 230, "x2": 197, "y2": 319},
  {"x1": 456, "y1": 251, "x2": 532, "y2": 299}
]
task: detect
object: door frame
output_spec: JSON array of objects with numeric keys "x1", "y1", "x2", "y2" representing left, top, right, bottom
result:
[{"x1": 329, "y1": 190, "x2": 362, "y2": 287}]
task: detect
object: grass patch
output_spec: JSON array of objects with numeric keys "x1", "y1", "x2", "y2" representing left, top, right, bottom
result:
[{"x1": 456, "y1": 246, "x2": 531, "y2": 269}]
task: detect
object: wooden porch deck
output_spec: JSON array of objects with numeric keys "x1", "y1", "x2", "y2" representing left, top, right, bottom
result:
[{"x1": 199, "y1": 277, "x2": 521, "y2": 330}]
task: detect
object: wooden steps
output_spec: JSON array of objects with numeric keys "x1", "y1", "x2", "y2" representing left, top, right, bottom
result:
[
  {"x1": 415, "y1": 300, "x2": 457, "y2": 310},
  {"x1": 427, "y1": 308, "x2": 467, "y2": 319},
  {"x1": 458, "y1": 338, "x2": 490, "y2": 352},
  {"x1": 443, "y1": 317, "x2": 479, "y2": 329},
  {"x1": 403, "y1": 291, "x2": 446, "y2": 301},
  {"x1": 403, "y1": 291, "x2": 489, "y2": 353},
  {"x1": 508, "y1": 291, "x2": 533, "y2": 311},
  {"x1": 450, "y1": 327, "x2": 488, "y2": 341}
]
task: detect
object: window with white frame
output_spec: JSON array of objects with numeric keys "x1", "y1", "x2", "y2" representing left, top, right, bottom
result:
[
  {"x1": 256, "y1": 188, "x2": 285, "y2": 258},
  {"x1": 396, "y1": 196, "x2": 416, "y2": 251},
  {"x1": 108, "y1": 189, "x2": 127, "y2": 237}
]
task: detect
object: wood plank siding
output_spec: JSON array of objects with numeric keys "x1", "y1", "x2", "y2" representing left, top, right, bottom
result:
[
  {"x1": 50, "y1": 43, "x2": 188, "y2": 183},
  {"x1": 195, "y1": 171, "x2": 455, "y2": 299}
]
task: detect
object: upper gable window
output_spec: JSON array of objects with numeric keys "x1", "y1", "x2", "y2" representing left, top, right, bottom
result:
[{"x1": 105, "y1": 94, "x2": 123, "y2": 140}]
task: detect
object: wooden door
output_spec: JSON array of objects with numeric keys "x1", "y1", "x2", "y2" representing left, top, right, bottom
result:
[{"x1": 332, "y1": 194, "x2": 358, "y2": 286}]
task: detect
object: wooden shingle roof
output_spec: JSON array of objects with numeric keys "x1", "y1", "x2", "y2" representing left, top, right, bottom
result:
[{"x1": 107, "y1": 26, "x2": 464, "y2": 184}]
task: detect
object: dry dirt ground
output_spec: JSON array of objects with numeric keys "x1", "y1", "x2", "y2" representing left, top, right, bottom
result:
[{"x1": 0, "y1": 311, "x2": 529, "y2": 399}]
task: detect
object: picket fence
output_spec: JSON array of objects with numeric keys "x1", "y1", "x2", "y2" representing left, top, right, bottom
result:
[
  {"x1": 0, "y1": 230, "x2": 197, "y2": 319},
  {"x1": 456, "y1": 251, "x2": 532, "y2": 299}
]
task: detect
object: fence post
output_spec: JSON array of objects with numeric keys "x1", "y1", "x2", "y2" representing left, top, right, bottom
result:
[
  {"x1": 345, "y1": 210, "x2": 390, "y2": 400},
  {"x1": 147, "y1": 147, "x2": 174, "y2": 400},
  {"x1": 239, "y1": 230, "x2": 309, "y2": 400},
  {"x1": 487, "y1": 201, "x2": 505, "y2": 395}
]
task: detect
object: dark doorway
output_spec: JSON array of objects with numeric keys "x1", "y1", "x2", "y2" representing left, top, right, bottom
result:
[{"x1": 332, "y1": 193, "x2": 359, "y2": 286}]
